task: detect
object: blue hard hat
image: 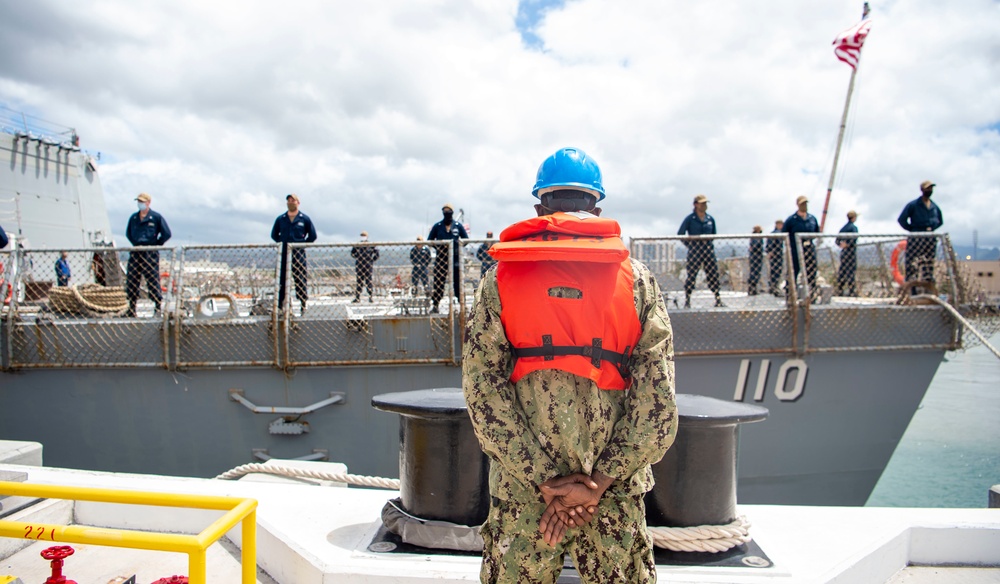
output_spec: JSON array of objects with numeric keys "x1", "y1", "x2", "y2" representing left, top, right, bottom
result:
[{"x1": 532, "y1": 147, "x2": 605, "y2": 202}]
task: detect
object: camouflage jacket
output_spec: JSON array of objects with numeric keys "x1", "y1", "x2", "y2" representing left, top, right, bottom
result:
[{"x1": 462, "y1": 257, "x2": 677, "y2": 501}]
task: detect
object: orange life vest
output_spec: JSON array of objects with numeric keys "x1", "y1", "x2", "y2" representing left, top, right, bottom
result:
[{"x1": 490, "y1": 212, "x2": 642, "y2": 390}]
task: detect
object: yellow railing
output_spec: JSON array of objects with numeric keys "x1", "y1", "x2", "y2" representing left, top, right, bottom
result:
[{"x1": 0, "y1": 481, "x2": 257, "y2": 584}]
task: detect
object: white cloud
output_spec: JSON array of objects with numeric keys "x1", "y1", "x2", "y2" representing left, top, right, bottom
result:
[{"x1": 1, "y1": 0, "x2": 997, "y2": 248}]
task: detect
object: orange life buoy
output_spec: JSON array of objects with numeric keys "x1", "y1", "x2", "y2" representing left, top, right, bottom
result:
[
  {"x1": 890, "y1": 240, "x2": 906, "y2": 286},
  {"x1": 160, "y1": 271, "x2": 170, "y2": 293}
]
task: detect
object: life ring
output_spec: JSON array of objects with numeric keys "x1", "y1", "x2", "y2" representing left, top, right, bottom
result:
[
  {"x1": 890, "y1": 241, "x2": 906, "y2": 286},
  {"x1": 160, "y1": 271, "x2": 170, "y2": 293}
]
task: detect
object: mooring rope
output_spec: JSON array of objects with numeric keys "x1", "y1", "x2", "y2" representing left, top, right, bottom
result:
[
  {"x1": 914, "y1": 294, "x2": 1000, "y2": 360},
  {"x1": 214, "y1": 462, "x2": 401, "y2": 490},
  {"x1": 647, "y1": 516, "x2": 751, "y2": 553},
  {"x1": 216, "y1": 463, "x2": 751, "y2": 553}
]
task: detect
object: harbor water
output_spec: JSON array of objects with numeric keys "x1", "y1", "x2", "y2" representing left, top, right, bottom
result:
[{"x1": 867, "y1": 334, "x2": 1000, "y2": 508}]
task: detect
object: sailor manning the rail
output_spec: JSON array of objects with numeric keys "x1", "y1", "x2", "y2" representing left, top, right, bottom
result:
[
  {"x1": 677, "y1": 194, "x2": 724, "y2": 308},
  {"x1": 271, "y1": 193, "x2": 318, "y2": 313},
  {"x1": 782, "y1": 195, "x2": 820, "y2": 301},
  {"x1": 463, "y1": 147, "x2": 678, "y2": 583},
  {"x1": 428, "y1": 202, "x2": 469, "y2": 313},
  {"x1": 125, "y1": 192, "x2": 171, "y2": 317},
  {"x1": 897, "y1": 180, "x2": 944, "y2": 294}
]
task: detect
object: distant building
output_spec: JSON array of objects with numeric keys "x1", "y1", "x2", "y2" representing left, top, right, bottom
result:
[{"x1": 963, "y1": 260, "x2": 1000, "y2": 300}]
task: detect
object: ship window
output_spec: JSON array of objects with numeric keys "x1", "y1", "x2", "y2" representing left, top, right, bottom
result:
[
  {"x1": 988, "y1": 272, "x2": 994, "y2": 277},
  {"x1": 978, "y1": 272, "x2": 984, "y2": 277}
]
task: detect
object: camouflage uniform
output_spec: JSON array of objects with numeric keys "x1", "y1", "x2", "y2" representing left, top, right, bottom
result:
[{"x1": 463, "y1": 257, "x2": 677, "y2": 583}]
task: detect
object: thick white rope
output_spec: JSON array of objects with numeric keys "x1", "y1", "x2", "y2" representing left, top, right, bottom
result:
[
  {"x1": 215, "y1": 464, "x2": 751, "y2": 553},
  {"x1": 914, "y1": 294, "x2": 1000, "y2": 360},
  {"x1": 647, "y1": 515, "x2": 752, "y2": 553},
  {"x1": 214, "y1": 462, "x2": 401, "y2": 490}
]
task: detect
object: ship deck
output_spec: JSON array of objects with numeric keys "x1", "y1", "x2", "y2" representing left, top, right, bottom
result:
[{"x1": 2, "y1": 455, "x2": 998, "y2": 584}]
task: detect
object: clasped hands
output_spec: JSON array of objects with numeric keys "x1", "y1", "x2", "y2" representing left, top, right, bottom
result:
[{"x1": 537, "y1": 471, "x2": 614, "y2": 547}]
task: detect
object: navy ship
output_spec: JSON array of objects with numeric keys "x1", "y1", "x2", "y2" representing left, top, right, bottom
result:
[{"x1": 0, "y1": 114, "x2": 985, "y2": 506}]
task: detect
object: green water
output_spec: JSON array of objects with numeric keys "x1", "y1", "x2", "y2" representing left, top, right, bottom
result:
[{"x1": 867, "y1": 334, "x2": 1000, "y2": 508}]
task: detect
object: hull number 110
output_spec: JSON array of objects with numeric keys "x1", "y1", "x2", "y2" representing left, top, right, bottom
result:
[{"x1": 734, "y1": 358, "x2": 808, "y2": 402}]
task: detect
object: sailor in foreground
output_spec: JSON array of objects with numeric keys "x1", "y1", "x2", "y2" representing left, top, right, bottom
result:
[{"x1": 463, "y1": 147, "x2": 678, "y2": 583}]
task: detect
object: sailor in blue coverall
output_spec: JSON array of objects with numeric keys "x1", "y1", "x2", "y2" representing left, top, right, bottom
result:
[
  {"x1": 677, "y1": 194, "x2": 724, "y2": 307},
  {"x1": 782, "y1": 196, "x2": 820, "y2": 300},
  {"x1": 897, "y1": 181, "x2": 943, "y2": 293},
  {"x1": 125, "y1": 192, "x2": 171, "y2": 317}
]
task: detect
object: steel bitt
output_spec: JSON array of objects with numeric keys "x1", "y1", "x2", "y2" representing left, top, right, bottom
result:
[
  {"x1": 645, "y1": 394, "x2": 769, "y2": 527},
  {"x1": 372, "y1": 387, "x2": 489, "y2": 526}
]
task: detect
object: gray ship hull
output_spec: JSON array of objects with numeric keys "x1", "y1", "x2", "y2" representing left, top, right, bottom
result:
[{"x1": 0, "y1": 309, "x2": 950, "y2": 507}]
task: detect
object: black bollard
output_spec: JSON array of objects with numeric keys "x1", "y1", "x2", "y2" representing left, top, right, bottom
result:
[
  {"x1": 645, "y1": 394, "x2": 768, "y2": 527},
  {"x1": 372, "y1": 387, "x2": 489, "y2": 526}
]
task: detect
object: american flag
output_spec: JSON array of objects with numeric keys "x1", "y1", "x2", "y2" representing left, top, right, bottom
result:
[{"x1": 833, "y1": 9, "x2": 873, "y2": 70}]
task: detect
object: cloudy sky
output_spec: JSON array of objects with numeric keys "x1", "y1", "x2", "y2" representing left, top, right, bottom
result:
[{"x1": 1, "y1": 0, "x2": 998, "y2": 248}]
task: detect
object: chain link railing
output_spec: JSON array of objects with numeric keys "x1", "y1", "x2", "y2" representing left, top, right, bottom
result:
[
  {"x1": 631, "y1": 234, "x2": 799, "y2": 355},
  {"x1": 174, "y1": 244, "x2": 281, "y2": 368},
  {"x1": 0, "y1": 249, "x2": 12, "y2": 307},
  {"x1": 799, "y1": 233, "x2": 960, "y2": 352},
  {"x1": 282, "y1": 241, "x2": 458, "y2": 367},
  {"x1": 460, "y1": 238, "x2": 497, "y2": 307},
  {"x1": 6, "y1": 246, "x2": 173, "y2": 368},
  {"x1": 798, "y1": 232, "x2": 952, "y2": 302},
  {"x1": 633, "y1": 234, "x2": 799, "y2": 304},
  {"x1": 1, "y1": 249, "x2": 12, "y2": 366},
  {"x1": 631, "y1": 233, "x2": 963, "y2": 355},
  {"x1": 0, "y1": 234, "x2": 974, "y2": 370}
]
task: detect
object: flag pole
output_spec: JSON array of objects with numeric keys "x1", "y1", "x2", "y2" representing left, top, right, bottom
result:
[
  {"x1": 820, "y1": 1, "x2": 870, "y2": 232},
  {"x1": 819, "y1": 65, "x2": 857, "y2": 233}
]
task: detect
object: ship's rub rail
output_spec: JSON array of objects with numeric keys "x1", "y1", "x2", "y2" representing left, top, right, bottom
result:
[{"x1": 0, "y1": 234, "x2": 966, "y2": 371}]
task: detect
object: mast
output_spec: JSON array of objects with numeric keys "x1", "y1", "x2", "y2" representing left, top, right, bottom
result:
[{"x1": 820, "y1": 2, "x2": 872, "y2": 232}]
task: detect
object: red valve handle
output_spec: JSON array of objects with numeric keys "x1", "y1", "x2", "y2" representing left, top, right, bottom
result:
[
  {"x1": 151, "y1": 577, "x2": 189, "y2": 584},
  {"x1": 41, "y1": 545, "x2": 75, "y2": 560},
  {"x1": 41, "y1": 545, "x2": 78, "y2": 584}
]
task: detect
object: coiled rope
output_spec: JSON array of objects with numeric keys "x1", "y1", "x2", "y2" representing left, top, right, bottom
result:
[
  {"x1": 647, "y1": 516, "x2": 751, "y2": 553},
  {"x1": 48, "y1": 283, "x2": 128, "y2": 315},
  {"x1": 216, "y1": 463, "x2": 749, "y2": 553}
]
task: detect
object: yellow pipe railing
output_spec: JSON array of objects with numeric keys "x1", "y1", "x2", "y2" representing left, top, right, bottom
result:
[{"x1": 0, "y1": 481, "x2": 258, "y2": 584}]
